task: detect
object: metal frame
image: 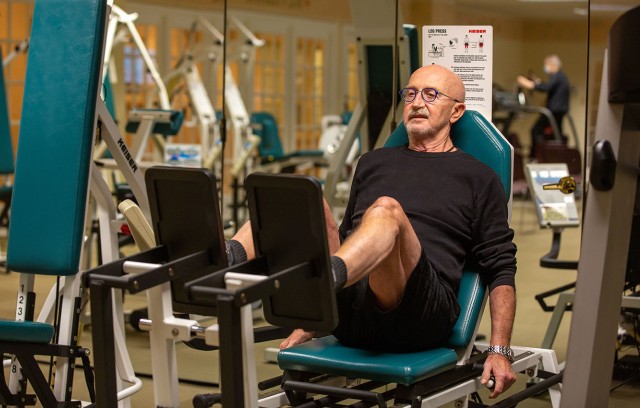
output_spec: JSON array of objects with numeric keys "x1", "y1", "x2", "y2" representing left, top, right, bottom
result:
[
  {"x1": 561, "y1": 44, "x2": 640, "y2": 406},
  {"x1": 324, "y1": 0, "x2": 413, "y2": 210}
]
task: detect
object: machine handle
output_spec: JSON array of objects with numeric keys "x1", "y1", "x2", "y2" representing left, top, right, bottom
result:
[{"x1": 542, "y1": 176, "x2": 577, "y2": 194}]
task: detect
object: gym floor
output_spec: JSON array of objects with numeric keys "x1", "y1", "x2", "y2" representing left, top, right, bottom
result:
[{"x1": 0, "y1": 199, "x2": 639, "y2": 407}]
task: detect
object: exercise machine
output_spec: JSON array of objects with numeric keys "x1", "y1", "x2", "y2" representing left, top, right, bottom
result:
[
  {"x1": 522, "y1": 163, "x2": 580, "y2": 350},
  {"x1": 561, "y1": 6, "x2": 640, "y2": 406},
  {"x1": 1, "y1": 39, "x2": 29, "y2": 69},
  {"x1": 492, "y1": 86, "x2": 582, "y2": 187},
  {"x1": 0, "y1": 47, "x2": 14, "y2": 233},
  {"x1": 84, "y1": 110, "x2": 562, "y2": 408},
  {"x1": 95, "y1": 2, "x2": 182, "y2": 169},
  {"x1": 493, "y1": 85, "x2": 579, "y2": 149},
  {"x1": 270, "y1": 112, "x2": 560, "y2": 408},
  {"x1": 0, "y1": 39, "x2": 29, "y2": 231},
  {"x1": 0, "y1": 1, "x2": 114, "y2": 406},
  {"x1": 163, "y1": 15, "x2": 262, "y2": 172},
  {"x1": 0, "y1": 1, "x2": 180, "y2": 405}
]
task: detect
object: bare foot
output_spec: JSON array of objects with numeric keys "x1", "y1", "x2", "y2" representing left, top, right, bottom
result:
[{"x1": 279, "y1": 328, "x2": 315, "y2": 349}]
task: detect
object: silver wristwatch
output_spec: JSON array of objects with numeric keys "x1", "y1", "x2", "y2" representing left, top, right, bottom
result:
[{"x1": 487, "y1": 345, "x2": 514, "y2": 363}]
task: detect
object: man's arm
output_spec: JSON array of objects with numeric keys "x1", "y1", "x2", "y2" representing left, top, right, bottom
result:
[
  {"x1": 516, "y1": 75, "x2": 535, "y2": 90},
  {"x1": 482, "y1": 284, "x2": 517, "y2": 398}
]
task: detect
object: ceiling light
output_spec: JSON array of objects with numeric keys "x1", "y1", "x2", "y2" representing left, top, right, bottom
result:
[
  {"x1": 518, "y1": 0, "x2": 587, "y2": 3},
  {"x1": 573, "y1": 4, "x2": 635, "y2": 15}
]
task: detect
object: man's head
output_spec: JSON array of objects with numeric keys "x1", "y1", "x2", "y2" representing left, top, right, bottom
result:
[
  {"x1": 543, "y1": 55, "x2": 562, "y2": 74},
  {"x1": 402, "y1": 64, "x2": 466, "y2": 142}
]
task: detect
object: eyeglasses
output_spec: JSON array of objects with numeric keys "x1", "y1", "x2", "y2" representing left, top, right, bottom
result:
[{"x1": 399, "y1": 87, "x2": 461, "y2": 104}]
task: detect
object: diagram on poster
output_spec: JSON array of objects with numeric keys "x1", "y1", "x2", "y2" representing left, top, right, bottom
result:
[{"x1": 423, "y1": 25, "x2": 493, "y2": 121}]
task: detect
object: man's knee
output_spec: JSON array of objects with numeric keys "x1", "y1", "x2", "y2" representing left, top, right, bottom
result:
[
  {"x1": 362, "y1": 197, "x2": 406, "y2": 232},
  {"x1": 369, "y1": 196, "x2": 403, "y2": 216}
]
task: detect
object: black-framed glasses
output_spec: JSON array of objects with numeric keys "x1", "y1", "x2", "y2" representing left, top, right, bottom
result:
[{"x1": 399, "y1": 87, "x2": 461, "y2": 104}]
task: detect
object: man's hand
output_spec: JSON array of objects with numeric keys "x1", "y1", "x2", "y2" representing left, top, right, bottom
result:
[
  {"x1": 481, "y1": 353, "x2": 517, "y2": 398},
  {"x1": 279, "y1": 329, "x2": 315, "y2": 349}
]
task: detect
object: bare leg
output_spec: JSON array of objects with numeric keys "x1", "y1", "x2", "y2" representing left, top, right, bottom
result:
[
  {"x1": 335, "y1": 196, "x2": 422, "y2": 310},
  {"x1": 230, "y1": 220, "x2": 255, "y2": 260}
]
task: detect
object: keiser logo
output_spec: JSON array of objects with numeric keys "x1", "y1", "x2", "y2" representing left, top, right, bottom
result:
[{"x1": 117, "y1": 138, "x2": 138, "y2": 172}]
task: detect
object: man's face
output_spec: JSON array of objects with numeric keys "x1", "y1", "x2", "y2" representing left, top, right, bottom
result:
[{"x1": 403, "y1": 68, "x2": 460, "y2": 140}]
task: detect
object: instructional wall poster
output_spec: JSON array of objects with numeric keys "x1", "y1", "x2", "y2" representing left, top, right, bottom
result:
[{"x1": 423, "y1": 25, "x2": 493, "y2": 121}]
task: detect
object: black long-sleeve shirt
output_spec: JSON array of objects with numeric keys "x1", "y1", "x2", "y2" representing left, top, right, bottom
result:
[
  {"x1": 339, "y1": 145, "x2": 517, "y2": 294},
  {"x1": 534, "y1": 70, "x2": 570, "y2": 114}
]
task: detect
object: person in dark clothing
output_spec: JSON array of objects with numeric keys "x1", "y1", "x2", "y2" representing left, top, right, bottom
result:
[
  {"x1": 517, "y1": 54, "x2": 570, "y2": 159},
  {"x1": 228, "y1": 64, "x2": 517, "y2": 398}
]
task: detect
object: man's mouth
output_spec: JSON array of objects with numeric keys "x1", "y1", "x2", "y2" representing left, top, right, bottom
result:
[{"x1": 409, "y1": 111, "x2": 429, "y2": 120}]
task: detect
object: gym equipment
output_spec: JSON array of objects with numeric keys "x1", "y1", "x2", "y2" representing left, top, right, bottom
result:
[
  {"x1": 561, "y1": 6, "x2": 640, "y2": 406},
  {"x1": 324, "y1": 0, "x2": 419, "y2": 211},
  {"x1": 103, "y1": 4, "x2": 170, "y2": 110},
  {"x1": 1, "y1": 1, "x2": 164, "y2": 405},
  {"x1": 163, "y1": 15, "x2": 262, "y2": 173},
  {"x1": 0, "y1": 47, "x2": 13, "y2": 229},
  {"x1": 493, "y1": 85, "x2": 582, "y2": 187},
  {"x1": 493, "y1": 86, "x2": 578, "y2": 148},
  {"x1": 1, "y1": 39, "x2": 29, "y2": 69},
  {"x1": 251, "y1": 111, "x2": 325, "y2": 171},
  {"x1": 85, "y1": 110, "x2": 562, "y2": 408},
  {"x1": 163, "y1": 16, "x2": 263, "y2": 229},
  {"x1": 95, "y1": 3, "x2": 181, "y2": 169},
  {"x1": 521, "y1": 163, "x2": 580, "y2": 350},
  {"x1": 0, "y1": 39, "x2": 28, "y2": 229},
  {"x1": 273, "y1": 111, "x2": 560, "y2": 408},
  {"x1": 0, "y1": 0, "x2": 108, "y2": 405},
  {"x1": 84, "y1": 166, "x2": 306, "y2": 407}
]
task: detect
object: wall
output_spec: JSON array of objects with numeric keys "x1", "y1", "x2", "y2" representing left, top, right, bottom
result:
[
  {"x1": 131, "y1": 0, "x2": 352, "y2": 22},
  {"x1": 405, "y1": 0, "x2": 589, "y2": 154}
]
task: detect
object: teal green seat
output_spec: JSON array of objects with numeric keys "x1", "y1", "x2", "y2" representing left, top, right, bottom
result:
[
  {"x1": 279, "y1": 270, "x2": 485, "y2": 385},
  {"x1": 251, "y1": 112, "x2": 323, "y2": 164},
  {"x1": 0, "y1": 319, "x2": 54, "y2": 344},
  {"x1": 125, "y1": 108, "x2": 185, "y2": 137},
  {"x1": 279, "y1": 336, "x2": 456, "y2": 385},
  {"x1": 278, "y1": 110, "x2": 512, "y2": 386}
]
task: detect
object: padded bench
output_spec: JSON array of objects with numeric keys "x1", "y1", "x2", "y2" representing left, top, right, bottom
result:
[{"x1": 279, "y1": 270, "x2": 485, "y2": 386}]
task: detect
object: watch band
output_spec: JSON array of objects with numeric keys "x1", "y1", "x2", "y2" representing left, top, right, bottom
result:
[{"x1": 487, "y1": 345, "x2": 514, "y2": 363}]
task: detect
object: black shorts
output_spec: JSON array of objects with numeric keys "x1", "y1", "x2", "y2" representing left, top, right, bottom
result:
[{"x1": 331, "y1": 250, "x2": 460, "y2": 352}]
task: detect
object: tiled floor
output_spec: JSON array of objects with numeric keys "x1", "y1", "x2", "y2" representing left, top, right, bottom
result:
[{"x1": 1, "y1": 200, "x2": 639, "y2": 407}]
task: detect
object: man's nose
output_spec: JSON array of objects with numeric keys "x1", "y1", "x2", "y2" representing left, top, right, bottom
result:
[{"x1": 410, "y1": 93, "x2": 425, "y2": 107}]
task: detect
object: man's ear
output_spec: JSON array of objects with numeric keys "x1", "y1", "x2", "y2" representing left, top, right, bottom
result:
[{"x1": 449, "y1": 103, "x2": 466, "y2": 124}]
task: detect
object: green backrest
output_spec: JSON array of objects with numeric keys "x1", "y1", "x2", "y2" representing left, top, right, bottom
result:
[
  {"x1": 7, "y1": 0, "x2": 107, "y2": 276},
  {"x1": 251, "y1": 111, "x2": 285, "y2": 161}
]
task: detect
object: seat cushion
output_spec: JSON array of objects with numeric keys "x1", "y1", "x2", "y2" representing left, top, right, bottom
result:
[
  {"x1": 125, "y1": 109, "x2": 185, "y2": 136},
  {"x1": 0, "y1": 319, "x2": 55, "y2": 343},
  {"x1": 278, "y1": 336, "x2": 458, "y2": 386}
]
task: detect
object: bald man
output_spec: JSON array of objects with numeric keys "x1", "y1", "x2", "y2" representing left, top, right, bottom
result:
[{"x1": 230, "y1": 64, "x2": 517, "y2": 398}]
